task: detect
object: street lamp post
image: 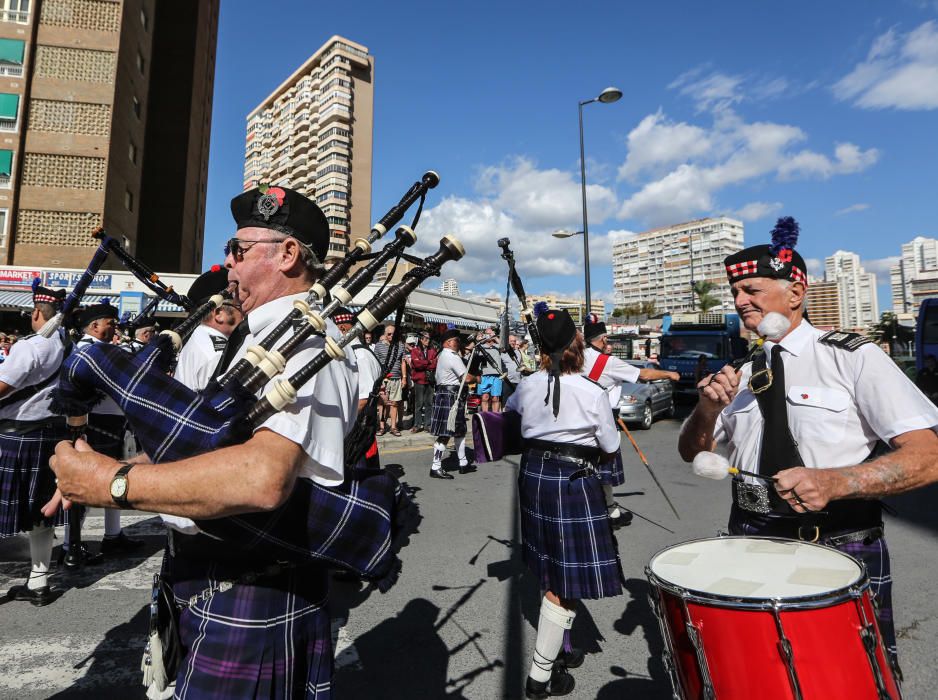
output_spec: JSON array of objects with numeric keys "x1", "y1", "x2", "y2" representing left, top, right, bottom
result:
[{"x1": 576, "y1": 86, "x2": 622, "y2": 316}]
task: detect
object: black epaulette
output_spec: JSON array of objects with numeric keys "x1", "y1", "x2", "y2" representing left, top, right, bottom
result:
[
  {"x1": 211, "y1": 336, "x2": 227, "y2": 352},
  {"x1": 818, "y1": 330, "x2": 873, "y2": 351}
]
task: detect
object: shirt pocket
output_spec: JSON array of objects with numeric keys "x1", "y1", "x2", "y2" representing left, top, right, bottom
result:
[
  {"x1": 720, "y1": 392, "x2": 760, "y2": 436},
  {"x1": 787, "y1": 385, "x2": 850, "y2": 444}
]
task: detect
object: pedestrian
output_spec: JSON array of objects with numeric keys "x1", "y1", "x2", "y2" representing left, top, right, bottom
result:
[
  {"x1": 374, "y1": 324, "x2": 406, "y2": 436},
  {"x1": 410, "y1": 331, "x2": 437, "y2": 432},
  {"x1": 505, "y1": 308, "x2": 624, "y2": 698},
  {"x1": 0, "y1": 281, "x2": 70, "y2": 606},
  {"x1": 678, "y1": 216, "x2": 938, "y2": 676},
  {"x1": 581, "y1": 313, "x2": 678, "y2": 528},
  {"x1": 49, "y1": 184, "x2": 357, "y2": 697},
  {"x1": 476, "y1": 328, "x2": 503, "y2": 412},
  {"x1": 334, "y1": 306, "x2": 383, "y2": 468},
  {"x1": 500, "y1": 334, "x2": 524, "y2": 404},
  {"x1": 429, "y1": 329, "x2": 477, "y2": 479},
  {"x1": 518, "y1": 338, "x2": 536, "y2": 374}
]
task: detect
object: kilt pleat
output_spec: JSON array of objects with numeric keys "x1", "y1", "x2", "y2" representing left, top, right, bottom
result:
[
  {"x1": 0, "y1": 424, "x2": 66, "y2": 536},
  {"x1": 596, "y1": 450, "x2": 625, "y2": 486},
  {"x1": 429, "y1": 386, "x2": 467, "y2": 437},
  {"x1": 169, "y1": 555, "x2": 332, "y2": 699},
  {"x1": 518, "y1": 450, "x2": 624, "y2": 600}
]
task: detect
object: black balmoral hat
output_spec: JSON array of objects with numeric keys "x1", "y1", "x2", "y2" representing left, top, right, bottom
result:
[
  {"x1": 439, "y1": 328, "x2": 463, "y2": 345},
  {"x1": 536, "y1": 308, "x2": 577, "y2": 418},
  {"x1": 333, "y1": 306, "x2": 354, "y2": 325},
  {"x1": 77, "y1": 298, "x2": 118, "y2": 328},
  {"x1": 230, "y1": 184, "x2": 330, "y2": 263},
  {"x1": 583, "y1": 312, "x2": 606, "y2": 342},
  {"x1": 187, "y1": 265, "x2": 230, "y2": 306},
  {"x1": 724, "y1": 216, "x2": 808, "y2": 286}
]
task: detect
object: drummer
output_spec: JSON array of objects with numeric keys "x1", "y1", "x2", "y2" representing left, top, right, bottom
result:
[
  {"x1": 678, "y1": 216, "x2": 938, "y2": 673},
  {"x1": 505, "y1": 309, "x2": 623, "y2": 698}
]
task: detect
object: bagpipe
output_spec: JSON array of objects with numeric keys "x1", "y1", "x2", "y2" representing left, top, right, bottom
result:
[
  {"x1": 496, "y1": 237, "x2": 542, "y2": 353},
  {"x1": 53, "y1": 230, "x2": 465, "y2": 591}
]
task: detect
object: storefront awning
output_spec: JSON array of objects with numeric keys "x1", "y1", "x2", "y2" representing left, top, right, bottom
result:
[
  {"x1": 0, "y1": 39, "x2": 24, "y2": 65},
  {"x1": 0, "y1": 93, "x2": 19, "y2": 120},
  {"x1": 0, "y1": 290, "x2": 29, "y2": 310},
  {"x1": 0, "y1": 150, "x2": 12, "y2": 177}
]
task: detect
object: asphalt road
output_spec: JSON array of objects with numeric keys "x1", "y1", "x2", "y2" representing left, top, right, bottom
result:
[{"x1": 2, "y1": 411, "x2": 938, "y2": 699}]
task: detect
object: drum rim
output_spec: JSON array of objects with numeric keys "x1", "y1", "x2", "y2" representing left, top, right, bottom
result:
[{"x1": 645, "y1": 536, "x2": 871, "y2": 611}]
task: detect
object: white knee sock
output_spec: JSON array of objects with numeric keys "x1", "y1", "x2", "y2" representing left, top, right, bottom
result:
[
  {"x1": 529, "y1": 597, "x2": 576, "y2": 683},
  {"x1": 456, "y1": 437, "x2": 467, "y2": 464},
  {"x1": 602, "y1": 484, "x2": 621, "y2": 518},
  {"x1": 27, "y1": 526, "x2": 53, "y2": 590},
  {"x1": 104, "y1": 508, "x2": 122, "y2": 538},
  {"x1": 432, "y1": 441, "x2": 447, "y2": 470}
]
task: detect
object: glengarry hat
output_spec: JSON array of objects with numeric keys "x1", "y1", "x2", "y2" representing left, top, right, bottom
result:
[
  {"x1": 333, "y1": 306, "x2": 355, "y2": 325},
  {"x1": 31, "y1": 277, "x2": 65, "y2": 309}
]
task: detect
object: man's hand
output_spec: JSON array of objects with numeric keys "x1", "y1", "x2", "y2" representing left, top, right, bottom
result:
[
  {"x1": 774, "y1": 467, "x2": 836, "y2": 512},
  {"x1": 48, "y1": 438, "x2": 119, "y2": 509},
  {"x1": 697, "y1": 365, "x2": 740, "y2": 408}
]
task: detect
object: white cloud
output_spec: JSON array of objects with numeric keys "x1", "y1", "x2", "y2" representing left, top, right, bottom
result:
[
  {"x1": 733, "y1": 201, "x2": 784, "y2": 221},
  {"x1": 805, "y1": 258, "x2": 824, "y2": 278},
  {"x1": 834, "y1": 203, "x2": 871, "y2": 216},
  {"x1": 778, "y1": 142, "x2": 880, "y2": 180},
  {"x1": 861, "y1": 256, "x2": 901, "y2": 277},
  {"x1": 618, "y1": 110, "x2": 712, "y2": 182},
  {"x1": 669, "y1": 68, "x2": 744, "y2": 112},
  {"x1": 834, "y1": 21, "x2": 938, "y2": 110}
]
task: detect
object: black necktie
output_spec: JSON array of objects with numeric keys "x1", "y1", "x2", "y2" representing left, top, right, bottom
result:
[
  {"x1": 210, "y1": 319, "x2": 250, "y2": 381},
  {"x1": 755, "y1": 344, "x2": 804, "y2": 478}
]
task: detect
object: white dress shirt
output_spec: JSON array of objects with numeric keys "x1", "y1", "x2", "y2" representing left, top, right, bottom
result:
[
  {"x1": 351, "y1": 341, "x2": 381, "y2": 401},
  {"x1": 505, "y1": 370, "x2": 620, "y2": 453},
  {"x1": 714, "y1": 320, "x2": 938, "y2": 481},
  {"x1": 582, "y1": 345, "x2": 640, "y2": 408},
  {"x1": 174, "y1": 324, "x2": 228, "y2": 391},
  {"x1": 76, "y1": 334, "x2": 123, "y2": 416},
  {"x1": 0, "y1": 333, "x2": 65, "y2": 421},
  {"x1": 435, "y1": 347, "x2": 467, "y2": 386}
]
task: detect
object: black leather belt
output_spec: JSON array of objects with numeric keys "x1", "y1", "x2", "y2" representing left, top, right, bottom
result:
[
  {"x1": 730, "y1": 500, "x2": 884, "y2": 544},
  {"x1": 0, "y1": 416, "x2": 66, "y2": 434},
  {"x1": 169, "y1": 531, "x2": 283, "y2": 567},
  {"x1": 522, "y1": 438, "x2": 602, "y2": 463}
]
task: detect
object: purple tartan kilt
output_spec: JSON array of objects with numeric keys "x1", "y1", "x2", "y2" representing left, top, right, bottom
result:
[
  {"x1": 168, "y1": 554, "x2": 332, "y2": 700},
  {"x1": 596, "y1": 450, "x2": 625, "y2": 486},
  {"x1": 0, "y1": 422, "x2": 66, "y2": 536},
  {"x1": 518, "y1": 450, "x2": 624, "y2": 600},
  {"x1": 429, "y1": 386, "x2": 467, "y2": 437}
]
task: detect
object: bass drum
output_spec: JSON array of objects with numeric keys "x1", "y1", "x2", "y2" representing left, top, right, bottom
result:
[{"x1": 646, "y1": 536, "x2": 901, "y2": 700}]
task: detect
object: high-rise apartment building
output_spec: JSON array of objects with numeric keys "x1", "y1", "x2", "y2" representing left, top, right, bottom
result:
[
  {"x1": 824, "y1": 250, "x2": 878, "y2": 329},
  {"x1": 526, "y1": 293, "x2": 604, "y2": 325},
  {"x1": 805, "y1": 280, "x2": 842, "y2": 329},
  {"x1": 612, "y1": 217, "x2": 744, "y2": 314},
  {"x1": 891, "y1": 236, "x2": 938, "y2": 314},
  {"x1": 439, "y1": 277, "x2": 459, "y2": 296},
  {"x1": 243, "y1": 36, "x2": 373, "y2": 261},
  {"x1": 0, "y1": 0, "x2": 217, "y2": 273}
]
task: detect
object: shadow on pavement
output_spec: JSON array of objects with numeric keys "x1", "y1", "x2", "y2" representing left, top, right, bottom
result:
[{"x1": 885, "y1": 482, "x2": 938, "y2": 537}]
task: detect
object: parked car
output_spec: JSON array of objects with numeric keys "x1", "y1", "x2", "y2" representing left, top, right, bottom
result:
[{"x1": 617, "y1": 376, "x2": 675, "y2": 429}]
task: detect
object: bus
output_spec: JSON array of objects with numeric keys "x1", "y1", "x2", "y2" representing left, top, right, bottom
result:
[{"x1": 915, "y1": 298, "x2": 938, "y2": 371}]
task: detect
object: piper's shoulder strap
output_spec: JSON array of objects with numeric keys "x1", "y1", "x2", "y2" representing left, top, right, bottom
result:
[
  {"x1": 579, "y1": 374, "x2": 603, "y2": 389},
  {"x1": 588, "y1": 352, "x2": 610, "y2": 381},
  {"x1": 818, "y1": 330, "x2": 872, "y2": 352}
]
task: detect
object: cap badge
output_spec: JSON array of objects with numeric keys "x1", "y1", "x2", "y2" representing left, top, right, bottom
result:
[
  {"x1": 256, "y1": 185, "x2": 286, "y2": 221},
  {"x1": 769, "y1": 257, "x2": 784, "y2": 272}
]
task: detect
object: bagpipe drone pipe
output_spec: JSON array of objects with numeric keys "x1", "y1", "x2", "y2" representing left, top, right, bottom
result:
[
  {"x1": 496, "y1": 238, "x2": 542, "y2": 353},
  {"x1": 52, "y1": 234, "x2": 465, "y2": 591}
]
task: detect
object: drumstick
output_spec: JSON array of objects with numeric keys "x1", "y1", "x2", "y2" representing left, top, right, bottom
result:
[
  {"x1": 617, "y1": 417, "x2": 681, "y2": 519},
  {"x1": 692, "y1": 451, "x2": 776, "y2": 483}
]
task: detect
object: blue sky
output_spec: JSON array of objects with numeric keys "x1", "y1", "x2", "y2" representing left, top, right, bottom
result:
[{"x1": 203, "y1": 1, "x2": 938, "y2": 312}]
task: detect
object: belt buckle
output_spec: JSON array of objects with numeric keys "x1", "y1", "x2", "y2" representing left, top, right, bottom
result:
[
  {"x1": 736, "y1": 481, "x2": 771, "y2": 514},
  {"x1": 798, "y1": 525, "x2": 820, "y2": 543},
  {"x1": 748, "y1": 368, "x2": 773, "y2": 394}
]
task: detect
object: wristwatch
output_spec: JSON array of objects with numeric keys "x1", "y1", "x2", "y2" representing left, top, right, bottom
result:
[{"x1": 109, "y1": 462, "x2": 136, "y2": 508}]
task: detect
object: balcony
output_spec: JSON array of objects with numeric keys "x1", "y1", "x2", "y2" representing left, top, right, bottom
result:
[{"x1": 0, "y1": 9, "x2": 28, "y2": 23}]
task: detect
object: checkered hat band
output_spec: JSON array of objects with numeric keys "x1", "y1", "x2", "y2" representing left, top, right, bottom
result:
[
  {"x1": 726, "y1": 260, "x2": 759, "y2": 279},
  {"x1": 33, "y1": 293, "x2": 57, "y2": 304},
  {"x1": 791, "y1": 266, "x2": 808, "y2": 285},
  {"x1": 333, "y1": 313, "x2": 354, "y2": 324}
]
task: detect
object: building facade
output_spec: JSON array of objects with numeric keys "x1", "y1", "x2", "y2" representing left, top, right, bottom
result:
[
  {"x1": 612, "y1": 217, "x2": 744, "y2": 314},
  {"x1": 526, "y1": 293, "x2": 605, "y2": 325},
  {"x1": 0, "y1": 0, "x2": 216, "y2": 274},
  {"x1": 243, "y1": 36, "x2": 373, "y2": 261},
  {"x1": 805, "y1": 279, "x2": 842, "y2": 329},
  {"x1": 824, "y1": 250, "x2": 878, "y2": 329},
  {"x1": 439, "y1": 277, "x2": 459, "y2": 296},
  {"x1": 891, "y1": 236, "x2": 938, "y2": 314}
]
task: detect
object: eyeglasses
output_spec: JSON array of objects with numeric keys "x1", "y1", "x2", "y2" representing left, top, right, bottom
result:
[{"x1": 223, "y1": 237, "x2": 284, "y2": 260}]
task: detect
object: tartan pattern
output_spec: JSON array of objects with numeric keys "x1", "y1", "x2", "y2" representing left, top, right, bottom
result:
[
  {"x1": 790, "y1": 265, "x2": 808, "y2": 285},
  {"x1": 725, "y1": 259, "x2": 758, "y2": 280},
  {"x1": 518, "y1": 450, "x2": 624, "y2": 600},
  {"x1": 86, "y1": 413, "x2": 127, "y2": 459},
  {"x1": 0, "y1": 423, "x2": 67, "y2": 536},
  {"x1": 430, "y1": 385, "x2": 467, "y2": 437},
  {"x1": 55, "y1": 341, "x2": 411, "y2": 584},
  {"x1": 596, "y1": 450, "x2": 625, "y2": 486},
  {"x1": 731, "y1": 517, "x2": 897, "y2": 665},
  {"x1": 168, "y1": 554, "x2": 332, "y2": 699}
]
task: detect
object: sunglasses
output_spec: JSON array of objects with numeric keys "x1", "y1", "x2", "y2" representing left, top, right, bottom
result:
[{"x1": 223, "y1": 237, "x2": 284, "y2": 260}]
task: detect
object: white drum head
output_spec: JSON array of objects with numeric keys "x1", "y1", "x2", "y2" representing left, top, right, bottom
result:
[{"x1": 648, "y1": 537, "x2": 864, "y2": 600}]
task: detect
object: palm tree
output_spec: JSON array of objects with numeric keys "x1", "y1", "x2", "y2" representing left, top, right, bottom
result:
[{"x1": 692, "y1": 281, "x2": 721, "y2": 313}]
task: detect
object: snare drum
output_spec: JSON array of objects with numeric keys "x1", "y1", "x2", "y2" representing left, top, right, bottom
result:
[{"x1": 646, "y1": 537, "x2": 900, "y2": 699}]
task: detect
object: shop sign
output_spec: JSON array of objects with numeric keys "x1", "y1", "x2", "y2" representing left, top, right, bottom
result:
[
  {"x1": 44, "y1": 271, "x2": 113, "y2": 290},
  {"x1": 0, "y1": 268, "x2": 40, "y2": 287}
]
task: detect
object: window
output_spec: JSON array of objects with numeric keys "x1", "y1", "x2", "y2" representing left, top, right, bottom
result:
[
  {"x1": 132, "y1": 95, "x2": 141, "y2": 118},
  {"x1": 128, "y1": 141, "x2": 137, "y2": 164},
  {"x1": 136, "y1": 50, "x2": 145, "y2": 74},
  {"x1": 124, "y1": 189, "x2": 133, "y2": 212},
  {"x1": 0, "y1": 208, "x2": 7, "y2": 248},
  {"x1": 0, "y1": 149, "x2": 12, "y2": 186},
  {"x1": 1, "y1": 0, "x2": 28, "y2": 23},
  {"x1": 0, "y1": 38, "x2": 24, "y2": 77},
  {"x1": 0, "y1": 92, "x2": 18, "y2": 131}
]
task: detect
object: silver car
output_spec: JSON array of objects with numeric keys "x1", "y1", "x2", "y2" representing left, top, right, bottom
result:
[{"x1": 617, "y1": 375, "x2": 675, "y2": 429}]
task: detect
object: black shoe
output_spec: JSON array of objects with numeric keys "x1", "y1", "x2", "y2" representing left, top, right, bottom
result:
[
  {"x1": 525, "y1": 667, "x2": 575, "y2": 698},
  {"x1": 429, "y1": 468, "x2": 454, "y2": 480},
  {"x1": 62, "y1": 543, "x2": 104, "y2": 571},
  {"x1": 554, "y1": 647, "x2": 585, "y2": 669},
  {"x1": 458, "y1": 462, "x2": 477, "y2": 475},
  {"x1": 6, "y1": 583, "x2": 59, "y2": 607},
  {"x1": 609, "y1": 507, "x2": 633, "y2": 529},
  {"x1": 100, "y1": 531, "x2": 145, "y2": 556}
]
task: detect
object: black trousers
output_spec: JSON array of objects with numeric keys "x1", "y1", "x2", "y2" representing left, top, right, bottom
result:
[{"x1": 413, "y1": 383, "x2": 434, "y2": 429}]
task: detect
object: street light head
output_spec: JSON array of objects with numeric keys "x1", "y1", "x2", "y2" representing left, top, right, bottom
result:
[
  {"x1": 598, "y1": 87, "x2": 623, "y2": 104},
  {"x1": 552, "y1": 229, "x2": 583, "y2": 239}
]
